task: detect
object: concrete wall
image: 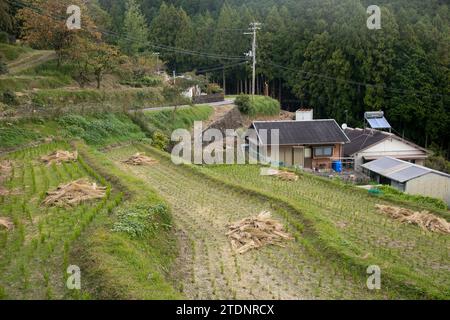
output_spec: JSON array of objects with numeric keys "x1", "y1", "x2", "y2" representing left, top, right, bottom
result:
[{"x1": 405, "y1": 173, "x2": 450, "y2": 206}]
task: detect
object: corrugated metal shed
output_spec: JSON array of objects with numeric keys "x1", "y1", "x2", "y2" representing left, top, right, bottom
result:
[{"x1": 361, "y1": 157, "x2": 450, "y2": 183}]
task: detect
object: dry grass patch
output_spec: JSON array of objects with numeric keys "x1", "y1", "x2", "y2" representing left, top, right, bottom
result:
[
  {"x1": 263, "y1": 168, "x2": 299, "y2": 181},
  {"x1": 41, "y1": 150, "x2": 78, "y2": 166},
  {"x1": 226, "y1": 211, "x2": 293, "y2": 254},
  {"x1": 0, "y1": 160, "x2": 12, "y2": 180},
  {"x1": 375, "y1": 204, "x2": 450, "y2": 234},
  {"x1": 0, "y1": 217, "x2": 14, "y2": 231},
  {"x1": 43, "y1": 178, "x2": 106, "y2": 207},
  {"x1": 123, "y1": 153, "x2": 158, "y2": 166}
]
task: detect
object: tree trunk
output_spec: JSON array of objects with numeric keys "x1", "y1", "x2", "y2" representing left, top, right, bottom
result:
[
  {"x1": 222, "y1": 69, "x2": 226, "y2": 95},
  {"x1": 96, "y1": 74, "x2": 101, "y2": 89},
  {"x1": 244, "y1": 78, "x2": 247, "y2": 95},
  {"x1": 272, "y1": 80, "x2": 276, "y2": 98},
  {"x1": 278, "y1": 78, "x2": 282, "y2": 102}
]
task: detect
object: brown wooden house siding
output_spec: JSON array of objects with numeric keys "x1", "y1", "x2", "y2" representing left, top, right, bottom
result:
[{"x1": 267, "y1": 143, "x2": 343, "y2": 169}]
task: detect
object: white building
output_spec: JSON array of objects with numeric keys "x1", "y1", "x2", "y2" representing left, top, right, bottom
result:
[
  {"x1": 362, "y1": 157, "x2": 450, "y2": 206},
  {"x1": 344, "y1": 128, "x2": 429, "y2": 169}
]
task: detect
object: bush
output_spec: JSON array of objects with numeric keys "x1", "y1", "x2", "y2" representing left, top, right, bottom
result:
[
  {"x1": 57, "y1": 113, "x2": 146, "y2": 146},
  {"x1": 1, "y1": 89, "x2": 17, "y2": 105},
  {"x1": 111, "y1": 203, "x2": 169, "y2": 238},
  {"x1": 152, "y1": 131, "x2": 169, "y2": 151},
  {"x1": 206, "y1": 83, "x2": 223, "y2": 94},
  {"x1": 0, "y1": 32, "x2": 8, "y2": 44},
  {"x1": 235, "y1": 94, "x2": 280, "y2": 117},
  {"x1": 120, "y1": 76, "x2": 162, "y2": 88},
  {"x1": 425, "y1": 155, "x2": 450, "y2": 174},
  {"x1": 379, "y1": 185, "x2": 448, "y2": 211},
  {"x1": 0, "y1": 59, "x2": 7, "y2": 75}
]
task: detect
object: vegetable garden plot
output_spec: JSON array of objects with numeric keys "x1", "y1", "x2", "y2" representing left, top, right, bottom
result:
[
  {"x1": 0, "y1": 142, "x2": 117, "y2": 299},
  {"x1": 199, "y1": 165, "x2": 450, "y2": 298},
  {"x1": 107, "y1": 145, "x2": 386, "y2": 300}
]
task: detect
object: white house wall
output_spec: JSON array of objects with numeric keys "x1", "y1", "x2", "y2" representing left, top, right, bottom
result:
[
  {"x1": 354, "y1": 137, "x2": 427, "y2": 169},
  {"x1": 405, "y1": 173, "x2": 450, "y2": 206}
]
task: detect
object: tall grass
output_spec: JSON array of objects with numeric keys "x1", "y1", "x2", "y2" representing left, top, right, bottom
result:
[
  {"x1": 0, "y1": 43, "x2": 32, "y2": 61},
  {"x1": 235, "y1": 94, "x2": 280, "y2": 117},
  {"x1": 141, "y1": 105, "x2": 213, "y2": 137}
]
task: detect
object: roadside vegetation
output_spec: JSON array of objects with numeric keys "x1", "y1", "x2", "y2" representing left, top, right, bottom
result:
[
  {"x1": 0, "y1": 113, "x2": 146, "y2": 150},
  {"x1": 235, "y1": 94, "x2": 280, "y2": 117},
  {"x1": 131, "y1": 105, "x2": 213, "y2": 150}
]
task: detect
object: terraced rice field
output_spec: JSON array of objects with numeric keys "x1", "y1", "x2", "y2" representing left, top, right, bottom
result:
[
  {"x1": 0, "y1": 142, "x2": 118, "y2": 299},
  {"x1": 107, "y1": 145, "x2": 387, "y2": 299},
  {"x1": 199, "y1": 165, "x2": 450, "y2": 298}
]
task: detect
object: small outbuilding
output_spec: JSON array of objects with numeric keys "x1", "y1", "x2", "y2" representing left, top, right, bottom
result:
[
  {"x1": 344, "y1": 128, "x2": 429, "y2": 169},
  {"x1": 361, "y1": 157, "x2": 450, "y2": 206}
]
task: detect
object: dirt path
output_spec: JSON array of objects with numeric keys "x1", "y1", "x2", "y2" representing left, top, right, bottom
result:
[
  {"x1": 107, "y1": 145, "x2": 381, "y2": 299},
  {"x1": 7, "y1": 50, "x2": 56, "y2": 74}
]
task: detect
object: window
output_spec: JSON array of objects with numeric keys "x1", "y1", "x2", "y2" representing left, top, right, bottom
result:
[
  {"x1": 304, "y1": 148, "x2": 312, "y2": 158},
  {"x1": 314, "y1": 146, "x2": 333, "y2": 157}
]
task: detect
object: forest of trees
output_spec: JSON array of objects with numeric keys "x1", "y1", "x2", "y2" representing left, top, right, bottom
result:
[
  {"x1": 1, "y1": 0, "x2": 449, "y2": 156},
  {"x1": 98, "y1": 0, "x2": 449, "y2": 155}
]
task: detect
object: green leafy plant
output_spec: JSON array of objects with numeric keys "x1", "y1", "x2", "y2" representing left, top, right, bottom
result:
[
  {"x1": 152, "y1": 131, "x2": 169, "y2": 151},
  {"x1": 235, "y1": 94, "x2": 280, "y2": 117},
  {"x1": 111, "y1": 203, "x2": 169, "y2": 238},
  {"x1": 1, "y1": 89, "x2": 17, "y2": 105}
]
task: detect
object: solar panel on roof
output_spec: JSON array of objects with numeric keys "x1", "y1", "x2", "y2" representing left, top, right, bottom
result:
[{"x1": 367, "y1": 117, "x2": 391, "y2": 129}]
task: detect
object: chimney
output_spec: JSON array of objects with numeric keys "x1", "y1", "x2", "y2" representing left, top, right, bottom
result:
[{"x1": 296, "y1": 109, "x2": 313, "y2": 121}]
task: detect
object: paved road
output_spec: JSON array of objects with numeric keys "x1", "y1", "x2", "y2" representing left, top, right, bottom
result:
[{"x1": 139, "y1": 99, "x2": 235, "y2": 112}]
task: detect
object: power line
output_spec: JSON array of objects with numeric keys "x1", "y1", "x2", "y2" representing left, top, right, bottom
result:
[
  {"x1": 262, "y1": 61, "x2": 448, "y2": 99},
  {"x1": 10, "y1": 0, "x2": 247, "y2": 61}
]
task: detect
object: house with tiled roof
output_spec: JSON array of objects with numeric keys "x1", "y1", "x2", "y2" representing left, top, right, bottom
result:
[{"x1": 344, "y1": 128, "x2": 429, "y2": 170}]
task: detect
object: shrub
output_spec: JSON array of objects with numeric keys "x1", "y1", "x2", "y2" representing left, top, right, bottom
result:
[
  {"x1": 152, "y1": 131, "x2": 169, "y2": 151},
  {"x1": 0, "y1": 32, "x2": 8, "y2": 44},
  {"x1": 1, "y1": 89, "x2": 17, "y2": 105},
  {"x1": 111, "y1": 203, "x2": 169, "y2": 238},
  {"x1": 57, "y1": 113, "x2": 146, "y2": 146},
  {"x1": 0, "y1": 53, "x2": 7, "y2": 75},
  {"x1": 206, "y1": 83, "x2": 223, "y2": 94},
  {"x1": 378, "y1": 185, "x2": 448, "y2": 210},
  {"x1": 235, "y1": 94, "x2": 280, "y2": 117},
  {"x1": 0, "y1": 60, "x2": 7, "y2": 75},
  {"x1": 425, "y1": 155, "x2": 450, "y2": 174}
]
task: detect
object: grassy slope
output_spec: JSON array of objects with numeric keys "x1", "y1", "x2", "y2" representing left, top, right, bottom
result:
[
  {"x1": 71, "y1": 142, "x2": 182, "y2": 299},
  {"x1": 0, "y1": 45, "x2": 66, "y2": 92},
  {"x1": 0, "y1": 113, "x2": 146, "y2": 151},
  {"x1": 142, "y1": 105, "x2": 213, "y2": 136},
  {"x1": 197, "y1": 165, "x2": 450, "y2": 299},
  {"x1": 0, "y1": 43, "x2": 32, "y2": 61},
  {"x1": 235, "y1": 94, "x2": 280, "y2": 117}
]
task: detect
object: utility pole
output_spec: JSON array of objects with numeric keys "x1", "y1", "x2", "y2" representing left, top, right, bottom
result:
[
  {"x1": 244, "y1": 22, "x2": 261, "y2": 97},
  {"x1": 153, "y1": 52, "x2": 160, "y2": 74}
]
